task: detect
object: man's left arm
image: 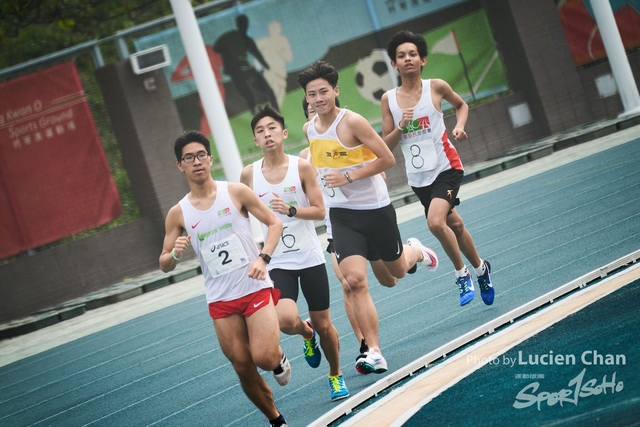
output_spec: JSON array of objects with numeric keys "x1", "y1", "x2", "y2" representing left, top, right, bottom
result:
[{"x1": 433, "y1": 78, "x2": 468, "y2": 141}]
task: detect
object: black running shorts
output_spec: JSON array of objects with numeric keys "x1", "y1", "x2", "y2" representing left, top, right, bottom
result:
[
  {"x1": 412, "y1": 168, "x2": 463, "y2": 215},
  {"x1": 326, "y1": 238, "x2": 381, "y2": 261},
  {"x1": 330, "y1": 204, "x2": 403, "y2": 264},
  {"x1": 268, "y1": 264, "x2": 330, "y2": 312}
]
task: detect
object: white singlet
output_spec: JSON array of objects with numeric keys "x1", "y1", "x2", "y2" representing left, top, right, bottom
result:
[
  {"x1": 386, "y1": 79, "x2": 463, "y2": 187},
  {"x1": 252, "y1": 155, "x2": 324, "y2": 270},
  {"x1": 179, "y1": 181, "x2": 272, "y2": 303}
]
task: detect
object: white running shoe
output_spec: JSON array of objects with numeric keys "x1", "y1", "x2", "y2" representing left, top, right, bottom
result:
[
  {"x1": 355, "y1": 350, "x2": 388, "y2": 374},
  {"x1": 273, "y1": 352, "x2": 291, "y2": 386},
  {"x1": 407, "y1": 238, "x2": 439, "y2": 271}
]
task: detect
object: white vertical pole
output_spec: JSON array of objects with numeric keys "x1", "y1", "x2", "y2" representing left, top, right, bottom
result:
[
  {"x1": 589, "y1": 0, "x2": 640, "y2": 117},
  {"x1": 169, "y1": 0, "x2": 244, "y2": 182}
]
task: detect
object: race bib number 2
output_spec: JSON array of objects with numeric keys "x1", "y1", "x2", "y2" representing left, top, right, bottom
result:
[{"x1": 201, "y1": 234, "x2": 249, "y2": 277}]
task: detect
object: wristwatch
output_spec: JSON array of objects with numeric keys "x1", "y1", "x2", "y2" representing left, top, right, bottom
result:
[
  {"x1": 287, "y1": 206, "x2": 297, "y2": 217},
  {"x1": 258, "y1": 252, "x2": 271, "y2": 264}
]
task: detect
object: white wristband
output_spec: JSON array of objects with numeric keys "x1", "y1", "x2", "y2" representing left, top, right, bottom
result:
[
  {"x1": 397, "y1": 124, "x2": 403, "y2": 132},
  {"x1": 171, "y1": 248, "x2": 182, "y2": 261}
]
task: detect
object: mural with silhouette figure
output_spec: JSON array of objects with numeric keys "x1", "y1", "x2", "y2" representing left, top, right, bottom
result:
[
  {"x1": 256, "y1": 20, "x2": 293, "y2": 110},
  {"x1": 213, "y1": 14, "x2": 279, "y2": 114},
  {"x1": 170, "y1": 45, "x2": 225, "y2": 137}
]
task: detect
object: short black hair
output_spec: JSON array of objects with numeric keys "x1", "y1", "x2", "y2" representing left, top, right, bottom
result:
[
  {"x1": 386, "y1": 30, "x2": 428, "y2": 61},
  {"x1": 251, "y1": 104, "x2": 285, "y2": 134},
  {"x1": 298, "y1": 61, "x2": 339, "y2": 92},
  {"x1": 302, "y1": 97, "x2": 310, "y2": 118},
  {"x1": 174, "y1": 130, "x2": 211, "y2": 162}
]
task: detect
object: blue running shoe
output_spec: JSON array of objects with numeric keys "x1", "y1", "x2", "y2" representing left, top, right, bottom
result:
[
  {"x1": 477, "y1": 260, "x2": 494, "y2": 305},
  {"x1": 303, "y1": 319, "x2": 322, "y2": 368},
  {"x1": 457, "y1": 273, "x2": 475, "y2": 306},
  {"x1": 328, "y1": 375, "x2": 350, "y2": 401}
]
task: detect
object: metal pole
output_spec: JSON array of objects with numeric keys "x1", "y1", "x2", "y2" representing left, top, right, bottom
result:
[
  {"x1": 169, "y1": 0, "x2": 244, "y2": 182},
  {"x1": 115, "y1": 37, "x2": 129, "y2": 60},
  {"x1": 589, "y1": 0, "x2": 640, "y2": 117},
  {"x1": 452, "y1": 30, "x2": 475, "y2": 101}
]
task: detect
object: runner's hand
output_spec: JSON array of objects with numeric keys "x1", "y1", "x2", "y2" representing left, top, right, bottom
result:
[
  {"x1": 452, "y1": 126, "x2": 467, "y2": 141},
  {"x1": 248, "y1": 258, "x2": 268, "y2": 280},
  {"x1": 173, "y1": 235, "x2": 191, "y2": 258},
  {"x1": 269, "y1": 192, "x2": 289, "y2": 215},
  {"x1": 322, "y1": 171, "x2": 348, "y2": 188}
]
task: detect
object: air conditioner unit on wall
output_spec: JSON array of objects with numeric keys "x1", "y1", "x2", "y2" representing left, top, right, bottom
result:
[{"x1": 130, "y1": 45, "x2": 171, "y2": 75}]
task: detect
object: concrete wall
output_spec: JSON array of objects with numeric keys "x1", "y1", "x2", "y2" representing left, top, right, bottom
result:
[{"x1": 0, "y1": 218, "x2": 159, "y2": 323}]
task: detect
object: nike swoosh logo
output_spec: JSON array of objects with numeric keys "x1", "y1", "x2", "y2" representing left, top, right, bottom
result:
[
  {"x1": 191, "y1": 220, "x2": 202, "y2": 229},
  {"x1": 259, "y1": 192, "x2": 269, "y2": 198},
  {"x1": 253, "y1": 300, "x2": 265, "y2": 308},
  {"x1": 396, "y1": 242, "x2": 401, "y2": 255},
  {"x1": 335, "y1": 252, "x2": 340, "y2": 259}
]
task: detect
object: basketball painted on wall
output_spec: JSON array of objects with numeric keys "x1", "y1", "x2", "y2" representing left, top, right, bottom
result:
[{"x1": 354, "y1": 49, "x2": 400, "y2": 104}]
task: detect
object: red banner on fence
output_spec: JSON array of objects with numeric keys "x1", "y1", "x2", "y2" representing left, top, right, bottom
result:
[
  {"x1": 0, "y1": 61, "x2": 121, "y2": 259},
  {"x1": 559, "y1": 0, "x2": 640, "y2": 66}
]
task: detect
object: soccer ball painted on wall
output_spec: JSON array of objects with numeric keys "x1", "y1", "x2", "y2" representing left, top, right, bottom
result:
[{"x1": 354, "y1": 49, "x2": 401, "y2": 104}]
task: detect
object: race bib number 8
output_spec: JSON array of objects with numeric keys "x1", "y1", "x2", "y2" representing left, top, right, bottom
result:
[
  {"x1": 401, "y1": 137, "x2": 438, "y2": 172},
  {"x1": 201, "y1": 234, "x2": 249, "y2": 277}
]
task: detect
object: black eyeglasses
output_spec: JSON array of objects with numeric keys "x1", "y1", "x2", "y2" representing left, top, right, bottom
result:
[{"x1": 181, "y1": 151, "x2": 210, "y2": 163}]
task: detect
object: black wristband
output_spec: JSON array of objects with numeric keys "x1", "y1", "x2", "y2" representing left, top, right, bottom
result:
[
  {"x1": 287, "y1": 206, "x2": 297, "y2": 217},
  {"x1": 258, "y1": 253, "x2": 271, "y2": 264}
]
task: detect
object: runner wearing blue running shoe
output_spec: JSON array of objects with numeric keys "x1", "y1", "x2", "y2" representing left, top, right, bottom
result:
[
  {"x1": 381, "y1": 30, "x2": 494, "y2": 307},
  {"x1": 241, "y1": 105, "x2": 349, "y2": 402}
]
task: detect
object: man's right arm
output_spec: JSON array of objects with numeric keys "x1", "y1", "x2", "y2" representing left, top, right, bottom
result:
[
  {"x1": 159, "y1": 205, "x2": 190, "y2": 273},
  {"x1": 381, "y1": 92, "x2": 413, "y2": 151},
  {"x1": 381, "y1": 92, "x2": 401, "y2": 151}
]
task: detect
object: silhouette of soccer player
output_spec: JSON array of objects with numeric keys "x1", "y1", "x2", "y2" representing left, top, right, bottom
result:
[{"x1": 213, "y1": 14, "x2": 279, "y2": 114}]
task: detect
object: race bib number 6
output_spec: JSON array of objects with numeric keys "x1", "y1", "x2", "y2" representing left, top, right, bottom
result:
[
  {"x1": 201, "y1": 234, "x2": 249, "y2": 277},
  {"x1": 320, "y1": 175, "x2": 348, "y2": 202},
  {"x1": 273, "y1": 219, "x2": 313, "y2": 256}
]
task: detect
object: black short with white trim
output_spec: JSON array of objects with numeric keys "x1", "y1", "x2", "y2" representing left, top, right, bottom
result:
[
  {"x1": 330, "y1": 204, "x2": 403, "y2": 264},
  {"x1": 269, "y1": 264, "x2": 330, "y2": 311}
]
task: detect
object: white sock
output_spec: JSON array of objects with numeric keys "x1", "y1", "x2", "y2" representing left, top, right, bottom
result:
[
  {"x1": 455, "y1": 266, "x2": 469, "y2": 278},
  {"x1": 474, "y1": 260, "x2": 486, "y2": 276}
]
